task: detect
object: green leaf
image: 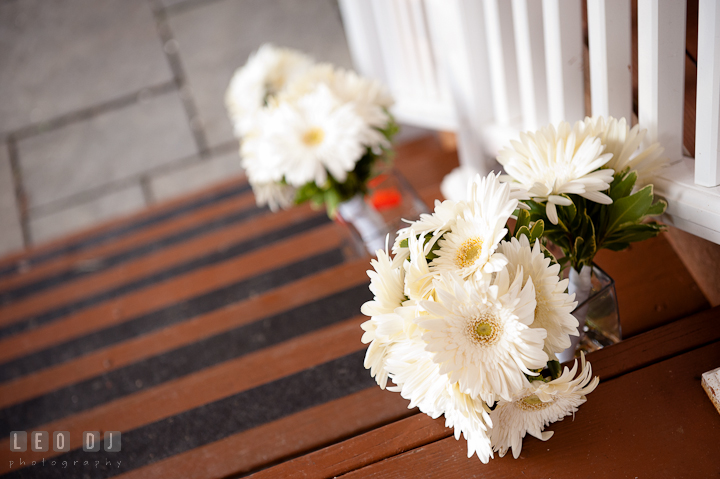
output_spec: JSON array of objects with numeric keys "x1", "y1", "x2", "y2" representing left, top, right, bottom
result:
[
  {"x1": 558, "y1": 195, "x2": 577, "y2": 223},
  {"x1": 645, "y1": 198, "x2": 667, "y2": 217},
  {"x1": 525, "y1": 200, "x2": 547, "y2": 221},
  {"x1": 529, "y1": 220, "x2": 544, "y2": 243},
  {"x1": 604, "y1": 241, "x2": 630, "y2": 252},
  {"x1": 605, "y1": 184, "x2": 654, "y2": 235},
  {"x1": 578, "y1": 213, "x2": 597, "y2": 265},
  {"x1": 324, "y1": 188, "x2": 342, "y2": 218},
  {"x1": 425, "y1": 234, "x2": 443, "y2": 261},
  {"x1": 604, "y1": 223, "x2": 666, "y2": 245},
  {"x1": 573, "y1": 236, "x2": 584, "y2": 257},
  {"x1": 526, "y1": 372, "x2": 547, "y2": 383},
  {"x1": 547, "y1": 360, "x2": 562, "y2": 380},
  {"x1": 515, "y1": 209, "x2": 531, "y2": 233},
  {"x1": 399, "y1": 238, "x2": 409, "y2": 248},
  {"x1": 609, "y1": 169, "x2": 637, "y2": 201},
  {"x1": 515, "y1": 225, "x2": 531, "y2": 241},
  {"x1": 294, "y1": 181, "x2": 322, "y2": 204}
]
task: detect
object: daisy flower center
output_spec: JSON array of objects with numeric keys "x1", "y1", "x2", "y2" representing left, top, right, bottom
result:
[
  {"x1": 516, "y1": 394, "x2": 554, "y2": 411},
  {"x1": 455, "y1": 237, "x2": 483, "y2": 268},
  {"x1": 302, "y1": 127, "x2": 325, "y2": 147},
  {"x1": 467, "y1": 312, "x2": 502, "y2": 346}
]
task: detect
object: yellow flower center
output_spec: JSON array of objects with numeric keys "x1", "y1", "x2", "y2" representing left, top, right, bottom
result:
[
  {"x1": 475, "y1": 322, "x2": 493, "y2": 337},
  {"x1": 467, "y1": 312, "x2": 502, "y2": 346},
  {"x1": 455, "y1": 237, "x2": 483, "y2": 268},
  {"x1": 302, "y1": 127, "x2": 325, "y2": 147},
  {"x1": 516, "y1": 394, "x2": 554, "y2": 411}
]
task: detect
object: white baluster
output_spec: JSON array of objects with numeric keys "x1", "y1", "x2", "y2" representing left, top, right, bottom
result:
[
  {"x1": 337, "y1": 0, "x2": 387, "y2": 83},
  {"x1": 512, "y1": 0, "x2": 549, "y2": 130},
  {"x1": 695, "y1": 0, "x2": 720, "y2": 187},
  {"x1": 482, "y1": 0, "x2": 521, "y2": 126},
  {"x1": 408, "y1": 0, "x2": 440, "y2": 101},
  {"x1": 394, "y1": 0, "x2": 425, "y2": 99},
  {"x1": 425, "y1": 0, "x2": 494, "y2": 172},
  {"x1": 542, "y1": 0, "x2": 585, "y2": 124},
  {"x1": 368, "y1": 0, "x2": 406, "y2": 96},
  {"x1": 637, "y1": 0, "x2": 686, "y2": 160},
  {"x1": 587, "y1": 0, "x2": 633, "y2": 122}
]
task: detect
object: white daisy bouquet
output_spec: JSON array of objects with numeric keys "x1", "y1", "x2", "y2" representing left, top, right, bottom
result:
[
  {"x1": 361, "y1": 172, "x2": 599, "y2": 462},
  {"x1": 497, "y1": 116, "x2": 668, "y2": 359},
  {"x1": 497, "y1": 116, "x2": 667, "y2": 273},
  {"x1": 226, "y1": 44, "x2": 398, "y2": 216}
]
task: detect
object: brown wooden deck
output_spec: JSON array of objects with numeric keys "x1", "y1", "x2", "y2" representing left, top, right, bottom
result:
[{"x1": 0, "y1": 136, "x2": 717, "y2": 478}]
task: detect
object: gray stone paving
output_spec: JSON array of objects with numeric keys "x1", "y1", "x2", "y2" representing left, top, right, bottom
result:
[{"x1": 0, "y1": 0, "x2": 427, "y2": 256}]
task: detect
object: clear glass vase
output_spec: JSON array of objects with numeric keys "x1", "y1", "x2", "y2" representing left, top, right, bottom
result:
[
  {"x1": 556, "y1": 264, "x2": 622, "y2": 362},
  {"x1": 335, "y1": 170, "x2": 428, "y2": 256}
]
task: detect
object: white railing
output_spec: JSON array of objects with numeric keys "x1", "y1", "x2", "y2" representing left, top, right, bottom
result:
[{"x1": 338, "y1": 0, "x2": 720, "y2": 245}]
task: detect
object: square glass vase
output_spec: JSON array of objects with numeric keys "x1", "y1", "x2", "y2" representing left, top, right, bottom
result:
[
  {"x1": 570, "y1": 264, "x2": 622, "y2": 358},
  {"x1": 335, "y1": 170, "x2": 428, "y2": 257}
]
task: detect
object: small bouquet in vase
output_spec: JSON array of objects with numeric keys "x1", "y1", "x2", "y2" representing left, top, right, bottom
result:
[
  {"x1": 361, "y1": 172, "x2": 597, "y2": 461},
  {"x1": 361, "y1": 116, "x2": 668, "y2": 461},
  {"x1": 225, "y1": 44, "x2": 398, "y2": 218},
  {"x1": 497, "y1": 116, "x2": 668, "y2": 359}
]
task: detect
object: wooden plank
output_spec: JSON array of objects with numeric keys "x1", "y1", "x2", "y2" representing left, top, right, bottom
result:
[
  {"x1": 0, "y1": 224, "x2": 343, "y2": 362},
  {"x1": 115, "y1": 388, "x2": 412, "y2": 479},
  {"x1": 575, "y1": 304, "x2": 720, "y2": 379},
  {"x1": 0, "y1": 176, "x2": 247, "y2": 273},
  {"x1": 256, "y1": 305, "x2": 720, "y2": 479},
  {"x1": 0, "y1": 315, "x2": 376, "y2": 472},
  {"x1": 0, "y1": 189, "x2": 256, "y2": 293},
  {"x1": 250, "y1": 411, "x2": 446, "y2": 479},
  {"x1": 593, "y1": 233, "x2": 708, "y2": 337},
  {"x1": 392, "y1": 136, "x2": 459, "y2": 195},
  {"x1": 0, "y1": 260, "x2": 370, "y2": 409},
  {"x1": 340, "y1": 340, "x2": 720, "y2": 478},
  {"x1": 0, "y1": 204, "x2": 321, "y2": 323}
]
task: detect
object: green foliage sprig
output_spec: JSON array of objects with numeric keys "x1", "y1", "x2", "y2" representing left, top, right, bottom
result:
[{"x1": 518, "y1": 168, "x2": 667, "y2": 272}]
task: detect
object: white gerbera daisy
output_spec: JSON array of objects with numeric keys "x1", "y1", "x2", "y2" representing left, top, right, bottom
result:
[
  {"x1": 497, "y1": 122, "x2": 615, "y2": 224},
  {"x1": 431, "y1": 210, "x2": 509, "y2": 280},
  {"x1": 490, "y1": 353, "x2": 599, "y2": 458},
  {"x1": 360, "y1": 248, "x2": 406, "y2": 388},
  {"x1": 396, "y1": 173, "x2": 516, "y2": 281},
  {"x1": 418, "y1": 270, "x2": 548, "y2": 404},
  {"x1": 248, "y1": 180, "x2": 296, "y2": 212},
  {"x1": 497, "y1": 235, "x2": 578, "y2": 357},
  {"x1": 225, "y1": 44, "x2": 313, "y2": 136},
  {"x1": 578, "y1": 116, "x2": 666, "y2": 184},
  {"x1": 279, "y1": 64, "x2": 393, "y2": 151},
  {"x1": 244, "y1": 84, "x2": 369, "y2": 187},
  {"x1": 431, "y1": 173, "x2": 516, "y2": 279},
  {"x1": 394, "y1": 198, "x2": 464, "y2": 253},
  {"x1": 385, "y1": 338, "x2": 494, "y2": 463},
  {"x1": 331, "y1": 68, "x2": 394, "y2": 129}
]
